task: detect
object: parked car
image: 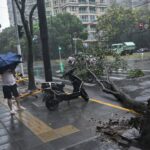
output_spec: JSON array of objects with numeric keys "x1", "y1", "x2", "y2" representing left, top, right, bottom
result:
[{"x1": 136, "y1": 48, "x2": 150, "y2": 53}]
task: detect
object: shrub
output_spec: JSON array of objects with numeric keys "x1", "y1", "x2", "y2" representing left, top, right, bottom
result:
[{"x1": 128, "y1": 69, "x2": 144, "y2": 78}]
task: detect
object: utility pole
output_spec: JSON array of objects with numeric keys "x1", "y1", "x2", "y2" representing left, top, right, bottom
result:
[
  {"x1": 37, "y1": 0, "x2": 52, "y2": 81},
  {"x1": 12, "y1": 0, "x2": 24, "y2": 75},
  {"x1": 58, "y1": 46, "x2": 64, "y2": 73}
]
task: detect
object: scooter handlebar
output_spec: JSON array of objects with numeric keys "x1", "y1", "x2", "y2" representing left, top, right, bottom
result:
[{"x1": 62, "y1": 68, "x2": 76, "y2": 78}]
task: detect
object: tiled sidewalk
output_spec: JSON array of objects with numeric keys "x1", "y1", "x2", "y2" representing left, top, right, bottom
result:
[{"x1": 0, "y1": 105, "x2": 20, "y2": 150}]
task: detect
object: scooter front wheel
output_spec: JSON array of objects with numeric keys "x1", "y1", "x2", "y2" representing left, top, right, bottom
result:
[
  {"x1": 45, "y1": 99, "x2": 59, "y2": 111},
  {"x1": 81, "y1": 88, "x2": 89, "y2": 102}
]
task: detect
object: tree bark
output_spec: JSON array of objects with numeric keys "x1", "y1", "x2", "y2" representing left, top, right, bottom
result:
[
  {"x1": 139, "y1": 100, "x2": 150, "y2": 148},
  {"x1": 14, "y1": 0, "x2": 36, "y2": 90},
  {"x1": 37, "y1": 0, "x2": 52, "y2": 81},
  {"x1": 88, "y1": 69, "x2": 147, "y2": 114},
  {"x1": 29, "y1": 4, "x2": 37, "y2": 36}
]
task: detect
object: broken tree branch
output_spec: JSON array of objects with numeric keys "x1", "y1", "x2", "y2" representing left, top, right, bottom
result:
[{"x1": 87, "y1": 68, "x2": 147, "y2": 114}]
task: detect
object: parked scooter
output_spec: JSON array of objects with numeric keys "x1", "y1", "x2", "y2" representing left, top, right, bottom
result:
[{"x1": 41, "y1": 68, "x2": 89, "y2": 110}]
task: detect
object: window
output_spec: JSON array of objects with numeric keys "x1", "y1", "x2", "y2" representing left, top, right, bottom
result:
[
  {"x1": 100, "y1": 7, "x2": 106, "y2": 12},
  {"x1": 80, "y1": 15, "x2": 88, "y2": 22},
  {"x1": 54, "y1": 9, "x2": 58, "y2": 15},
  {"x1": 79, "y1": 0, "x2": 87, "y2": 4},
  {"x1": 83, "y1": 25, "x2": 88, "y2": 31},
  {"x1": 47, "y1": 10, "x2": 52, "y2": 16},
  {"x1": 63, "y1": 8, "x2": 67, "y2": 12},
  {"x1": 79, "y1": 7, "x2": 87, "y2": 13},
  {"x1": 45, "y1": 2, "x2": 51, "y2": 7},
  {"x1": 100, "y1": 0, "x2": 105, "y2": 3},
  {"x1": 54, "y1": 1, "x2": 58, "y2": 5},
  {"x1": 88, "y1": 33, "x2": 95, "y2": 40},
  {"x1": 89, "y1": 7, "x2": 96, "y2": 13},
  {"x1": 90, "y1": 25, "x2": 96, "y2": 31},
  {"x1": 90, "y1": 15, "x2": 96, "y2": 22},
  {"x1": 61, "y1": 0, "x2": 66, "y2": 3},
  {"x1": 89, "y1": 0, "x2": 95, "y2": 3},
  {"x1": 70, "y1": 6, "x2": 76, "y2": 11}
]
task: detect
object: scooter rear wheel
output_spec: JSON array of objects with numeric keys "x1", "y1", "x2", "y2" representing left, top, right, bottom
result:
[
  {"x1": 45, "y1": 99, "x2": 59, "y2": 111},
  {"x1": 81, "y1": 88, "x2": 89, "y2": 102}
]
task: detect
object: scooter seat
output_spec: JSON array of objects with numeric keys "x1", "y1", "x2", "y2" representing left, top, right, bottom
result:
[
  {"x1": 41, "y1": 82, "x2": 51, "y2": 89},
  {"x1": 52, "y1": 82, "x2": 65, "y2": 90},
  {"x1": 55, "y1": 82, "x2": 65, "y2": 87}
]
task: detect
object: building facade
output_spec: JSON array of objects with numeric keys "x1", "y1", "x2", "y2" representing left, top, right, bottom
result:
[
  {"x1": 7, "y1": 0, "x2": 37, "y2": 26},
  {"x1": 132, "y1": 0, "x2": 150, "y2": 9},
  {"x1": 116, "y1": 0, "x2": 150, "y2": 9},
  {"x1": 49, "y1": 0, "x2": 108, "y2": 41},
  {"x1": 7, "y1": 0, "x2": 108, "y2": 41}
]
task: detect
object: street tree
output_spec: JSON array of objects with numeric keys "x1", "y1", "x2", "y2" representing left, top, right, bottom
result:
[
  {"x1": 37, "y1": 0, "x2": 52, "y2": 81},
  {"x1": 0, "y1": 27, "x2": 17, "y2": 53},
  {"x1": 96, "y1": 4, "x2": 136, "y2": 48},
  {"x1": 47, "y1": 13, "x2": 88, "y2": 58},
  {"x1": 14, "y1": 0, "x2": 37, "y2": 90},
  {"x1": 131, "y1": 8, "x2": 150, "y2": 49},
  {"x1": 0, "y1": 26, "x2": 42, "y2": 61}
]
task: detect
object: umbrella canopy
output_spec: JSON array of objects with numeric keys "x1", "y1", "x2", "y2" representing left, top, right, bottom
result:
[{"x1": 0, "y1": 52, "x2": 22, "y2": 74}]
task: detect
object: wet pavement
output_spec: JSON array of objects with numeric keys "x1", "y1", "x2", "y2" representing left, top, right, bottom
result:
[
  {"x1": 2, "y1": 69, "x2": 150, "y2": 150},
  {"x1": 0, "y1": 84, "x2": 135, "y2": 150}
]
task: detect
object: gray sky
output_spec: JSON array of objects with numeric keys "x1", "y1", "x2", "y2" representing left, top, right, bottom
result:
[{"x1": 0, "y1": 0, "x2": 10, "y2": 30}]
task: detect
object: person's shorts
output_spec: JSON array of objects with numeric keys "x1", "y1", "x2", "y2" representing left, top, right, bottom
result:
[{"x1": 3, "y1": 84, "x2": 19, "y2": 99}]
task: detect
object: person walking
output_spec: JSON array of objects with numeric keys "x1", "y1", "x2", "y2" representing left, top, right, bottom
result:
[{"x1": 1, "y1": 69, "x2": 25, "y2": 115}]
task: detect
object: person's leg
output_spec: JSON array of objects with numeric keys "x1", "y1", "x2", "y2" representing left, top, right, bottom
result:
[
  {"x1": 7, "y1": 98, "x2": 12, "y2": 110},
  {"x1": 3, "y1": 86, "x2": 16, "y2": 115},
  {"x1": 11, "y1": 84, "x2": 25, "y2": 111},
  {"x1": 7, "y1": 99, "x2": 16, "y2": 114},
  {"x1": 15, "y1": 96, "x2": 25, "y2": 110}
]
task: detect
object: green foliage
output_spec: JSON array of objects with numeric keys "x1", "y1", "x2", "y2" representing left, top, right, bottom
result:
[
  {"x1": 128, "y1": 69, "x2": 144, "y2": 78},
  {"x1": 0, "y1": 27, "x2": 17, "y2": 53},
  {"x1": 96, "y1": 4, "x2": 150, "y2": 49},
  {"x1": 79, "y1": 31, "x2": 88, "y2": 40},
  {"x1": 47, "y1": 13, "x2": 87, "y2": 59},
  {"x1": 0, "y1": 26, "x2": 42, "y2": 61},
  {"x1": 110, "y1": 53, "x2": 127, "y2": 72},
  {"x1": 132, "y1": 9, "x2": 150, "y2": 49},
  {"x1": 73, "y1": 44, "x2": 128, "y2": 82},
  {"x1": 96, "y1": 5, "x2": 136, "y2": 46}
]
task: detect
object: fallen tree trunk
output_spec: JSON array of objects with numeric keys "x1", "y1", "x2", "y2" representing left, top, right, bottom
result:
[
  {"x1": 139, "y1": 99, "x2": 150, "y2": 148},
  {"x1": 87, "y1": 69, "x2": 147, "y2": 114},
  {"x1": 88, "y1": 69, "x2": 150, "y2": 149}
]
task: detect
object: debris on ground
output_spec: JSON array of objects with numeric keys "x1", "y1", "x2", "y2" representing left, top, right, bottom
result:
[{"x1": 96, "y1": 117, "x2": 142, "y2": 149}]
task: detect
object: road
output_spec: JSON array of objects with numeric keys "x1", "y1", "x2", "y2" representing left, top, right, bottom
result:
[{"x1": 27, "y1": 58, "x2": 150, "y2": 81}]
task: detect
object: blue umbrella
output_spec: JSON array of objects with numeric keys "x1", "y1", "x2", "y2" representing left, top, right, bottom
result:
[{"x1": 0, "y1": 52, "x2": 21, "y2": 74}]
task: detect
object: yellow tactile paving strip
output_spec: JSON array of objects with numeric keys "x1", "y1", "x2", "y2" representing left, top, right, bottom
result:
[
  {"x1": 0, "y1": 99, "x2": 79, "y2": 143},
  {"x1": 15, "y1": 111, "x2": 79, "y2": 143},
  {"x1": 39, "y1": 125, "x2": 79, "y2": 143}
]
